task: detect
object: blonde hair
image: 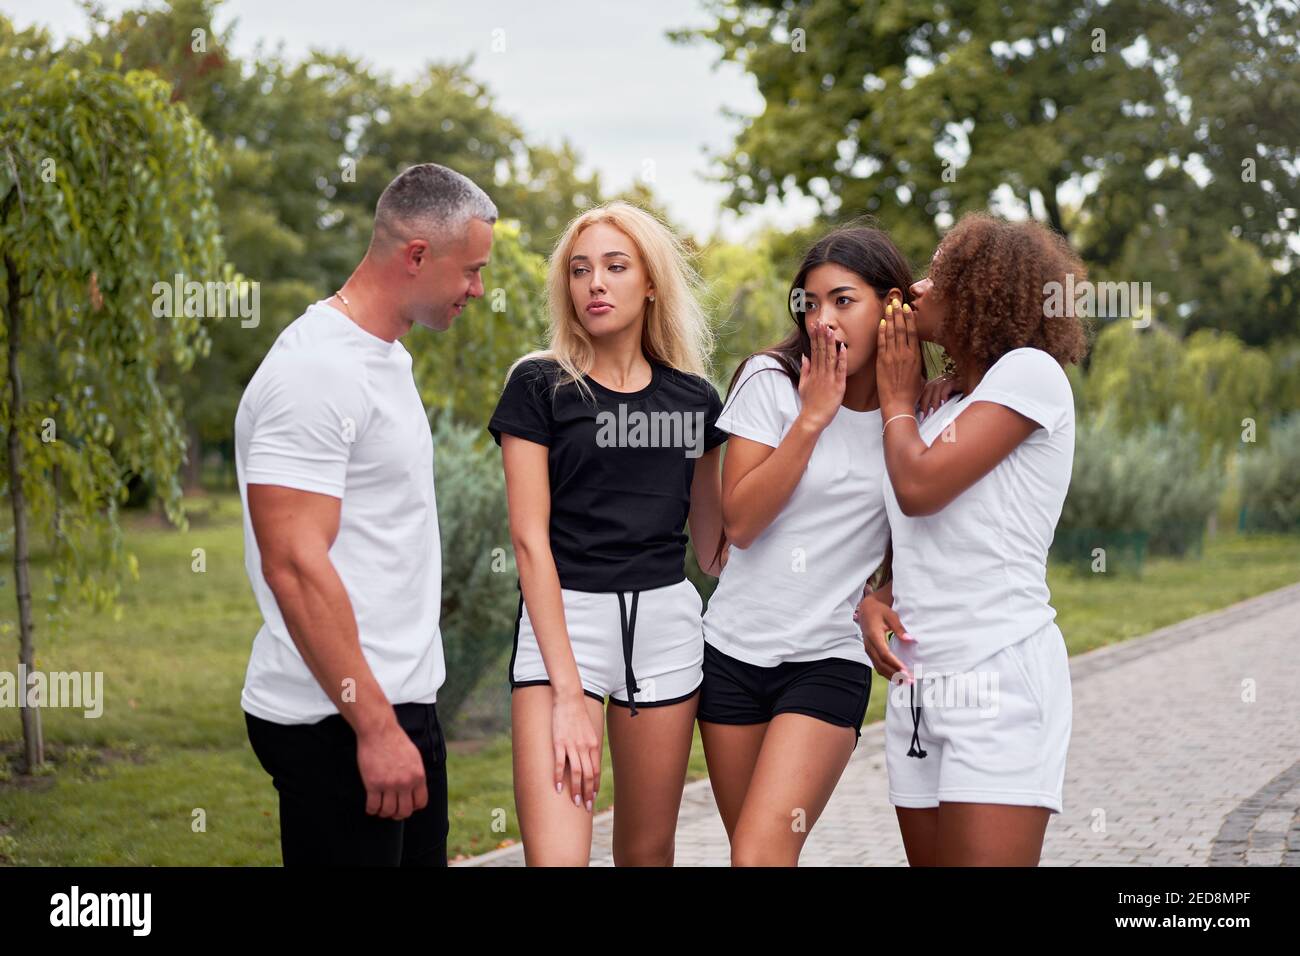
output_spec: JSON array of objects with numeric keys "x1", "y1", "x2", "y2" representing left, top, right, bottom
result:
[{"x1": 505, "y1": 201, "x2": 714, "y2": 401}]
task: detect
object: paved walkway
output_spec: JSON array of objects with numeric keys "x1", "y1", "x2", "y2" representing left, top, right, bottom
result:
[{"x1": 462, "y1": 582, "x2": 1300, "y2": 866}]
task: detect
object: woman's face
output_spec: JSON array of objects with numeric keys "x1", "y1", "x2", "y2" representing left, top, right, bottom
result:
[
  {"x1": 568, "y1": 221, "x2": 654, "y2": 339},
  {"x1": 908, "y1": 249, "x2": 947, "y2": 346},
  {"x1": 801, "y1": 263, "x2": 899, "y2": 376}
]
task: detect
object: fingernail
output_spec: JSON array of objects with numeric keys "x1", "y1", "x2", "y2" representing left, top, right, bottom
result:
[
  {"x1": 556, "y1": 782, "x2": 562, "y2": 793},
  {"x1": 573, "y1": 794, "x2": 581, "y2": 807},
  {"x1": 586, "y1": 800, "x2": 593, "y2": 812}
]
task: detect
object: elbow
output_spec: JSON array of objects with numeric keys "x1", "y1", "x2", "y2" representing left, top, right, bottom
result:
[
  {"x1": 260, "y1": 551, "x2": 306, "y2": 596},
  {"x1": 721, "y1": 518, "x2": 754, "y2": 552},
  {"x1": 510, "y1": 532, "x2": 550, "y2": 569},
  {"x1": 894, "y1": 483, "x2": 944, "y2": 518},
  {"x1": 892, "y1": 479, "x2": 927, "y2": 518}
]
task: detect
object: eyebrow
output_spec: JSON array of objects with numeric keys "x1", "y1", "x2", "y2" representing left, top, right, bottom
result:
[
  {"x1": 569, "y1": 251, "x2": 632, "y2": 262},
  {"x1": 805, "y1": 285, "x2": 859, "y2": 297}
]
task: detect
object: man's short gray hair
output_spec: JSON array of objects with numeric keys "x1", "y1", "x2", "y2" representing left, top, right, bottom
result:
[{"x1": 372, "y1": 163, "x2": 497, "y2": 250}]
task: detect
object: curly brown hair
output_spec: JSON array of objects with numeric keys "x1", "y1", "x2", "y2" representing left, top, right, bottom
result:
[{"x1": 929, "y1": 213, "x2": 1090, "y2": 373}]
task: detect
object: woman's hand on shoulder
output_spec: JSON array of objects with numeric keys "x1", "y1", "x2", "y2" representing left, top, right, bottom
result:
[{"x1": 917, "y1": 372, "x2": 961, "y2": 421}]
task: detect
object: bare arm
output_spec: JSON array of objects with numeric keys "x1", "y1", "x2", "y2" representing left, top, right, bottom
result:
[
  {"x1": 688, "y1": 445, "x2": 725, "y2": 576},
  {"x1": 247, "y1": 483, "x2": 426, "y2": 820},
  {"x1": 876, "y1": 299, "x2": 1039, "y2": 517},
  {"x1": 882, "y1": 402, "x2": 1039, "y2": 516},
  {"x1": 500, "y1": 434, "x2": 601, "y2": 811},
  {"x1": 722, "y1": 323, "x2": 846, "y2": 549}
]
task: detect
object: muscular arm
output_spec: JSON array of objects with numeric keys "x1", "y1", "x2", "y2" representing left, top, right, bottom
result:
[
  {"x1": 247, "y1": 483, "x2": 425, "y2": 819},
  {"x1": 248, "y1": 484, "x2": 394, "y2": 735}
]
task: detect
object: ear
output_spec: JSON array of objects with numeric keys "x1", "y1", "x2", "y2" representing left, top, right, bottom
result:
[
  {"x1": 884, "y1": 286, "x2": 904, "y2": 306},
  {"x1": 406, "y1": 239, "x2": 430, "y2": 273}
]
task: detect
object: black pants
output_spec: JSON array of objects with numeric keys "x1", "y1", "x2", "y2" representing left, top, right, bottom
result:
[{"x1": 245, "y1": 702, "x2": 448, "y2": 866}]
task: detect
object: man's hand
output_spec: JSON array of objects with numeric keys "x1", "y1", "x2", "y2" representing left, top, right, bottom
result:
[{"x1": 356, "y1": 720, "x2": 429, "y2": 819}]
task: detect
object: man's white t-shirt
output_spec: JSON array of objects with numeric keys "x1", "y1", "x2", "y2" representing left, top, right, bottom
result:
[
  {"x1": 885, "y1": 347, "x2": 1075, "y2": 676},
  {"x1": 235, "y1": 301, "x2": 445, "y2": 724},
  {"x1": 702, "y1": 354, "x2": 889, "y2": 668}
]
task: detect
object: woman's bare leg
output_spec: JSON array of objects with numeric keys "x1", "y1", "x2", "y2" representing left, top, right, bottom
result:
[
  {"x1": 605, "y1": 692, "x2": 700, "y2": 866},
  {"x1": 937, "y1": 802, "x2": 1051, "y2": 866},
  {"x1": 730, "y1": 713, "x2": 857, "y2": 866},
  {"x1": 511, "y1": 685, "x2": 607, "y2": 866},
  {"x1": 699, "y1": 720, "x2": 769, "y2": 840},
  {"x1": 895, "y1": 807, "x2": 939, "y2": 866}
]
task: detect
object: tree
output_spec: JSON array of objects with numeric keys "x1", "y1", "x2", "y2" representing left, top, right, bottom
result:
[
  {"x1": 75, "y1": 1, "x2": 606, "y2": 474},
  {"x1": 676, "y1": 0, "x2": 1298, "y2": 332},
  {"x1": 0, "y1": 53, "x2": 223, "y2": 769}
]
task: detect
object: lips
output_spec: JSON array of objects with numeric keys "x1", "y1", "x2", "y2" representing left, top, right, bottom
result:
[{"x1": 586, "y1": 300, "x2": 613, "y2": 315}]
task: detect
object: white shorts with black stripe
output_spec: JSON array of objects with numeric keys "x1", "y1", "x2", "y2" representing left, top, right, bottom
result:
[
  {"x1": 885, "y1": 619, "x2": 1073, "y2": 813},
  {"x1": 509, "y1": 577, "x2": 704, "y2": 714}
]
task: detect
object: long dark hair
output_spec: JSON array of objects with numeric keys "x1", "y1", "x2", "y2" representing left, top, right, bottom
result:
[{"x1": 710, "y1": 223, "x2": 937, "y2": 580}]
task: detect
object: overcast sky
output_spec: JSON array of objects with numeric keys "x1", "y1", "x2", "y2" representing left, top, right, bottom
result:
[{"x1": 3, "y1": 0, "x2": 820, "y2": 242}]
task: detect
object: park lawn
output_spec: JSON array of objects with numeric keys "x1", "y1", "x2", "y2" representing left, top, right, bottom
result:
[{"x1": 0, "y1": 493, "x2": 1296, "y2": 864}]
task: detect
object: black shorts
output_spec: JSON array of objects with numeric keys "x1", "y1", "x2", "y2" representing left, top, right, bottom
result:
[
  {"x1": 697, "y1": 642, "x2": 873, "y2": 740},
  {"x1": 245, "y1": 701, "x2": 448, "y2": 866}
]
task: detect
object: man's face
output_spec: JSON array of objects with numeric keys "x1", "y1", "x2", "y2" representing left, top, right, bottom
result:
[{"x1": 410, "y1": 218, "x2": 494, "y2": 332}]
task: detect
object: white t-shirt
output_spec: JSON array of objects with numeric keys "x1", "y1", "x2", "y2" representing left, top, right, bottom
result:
[
  {"x1": 702, "y1": 354, "x2": 889, "y2": 668},
  {"x1": 885, "y1": 347, "x2": 1075, "y2": 676},
  {"x1": 235, "y1": 301, "x2": 445, "y2": 724}
]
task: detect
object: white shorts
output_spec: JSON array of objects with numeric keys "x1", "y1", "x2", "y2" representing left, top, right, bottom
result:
[
  {"x1": 885, "y1": 621, "x2": 1072, "y2": 813},
  {"x1": 509, "y1": 577, "x2": 704, "y2": 714}
]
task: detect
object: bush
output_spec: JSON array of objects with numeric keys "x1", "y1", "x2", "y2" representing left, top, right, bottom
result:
[
  {"x1": 1055, "y1": 411, "x2": 1225, "y2": 570},
  {"x1": 431, "y1": 413, "x2": 516, "y2": 735},
  {"x1": 1238, "y1": 414, "x2": 1300, "y2": 532}
]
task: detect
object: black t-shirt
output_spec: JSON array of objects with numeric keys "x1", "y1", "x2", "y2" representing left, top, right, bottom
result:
[{"x1": 488, "y1": 356, "x2": 728, "y2": 592}]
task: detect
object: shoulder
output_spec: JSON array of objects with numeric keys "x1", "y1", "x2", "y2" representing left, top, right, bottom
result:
[
  {"x1": 504, "y1": 355, "x2": 563, "y2": 390},
  {"x1": 975, "y1": 347, "x2": 1074, "y2": 436},
  {"x1": 726, "y1": 352, "x2": 797, "y2": 400},
  {"x1": 660, "y1": 364, "x2": 722, "y2": 404},
  {"x1": 254, "y1": 317, "x2": 368, "y2": 398},
  {"x1": 987, "y1": 348, "x2": 1071, "y2": 393},
  {"x1": 740, "y1": 352, "x2": 789, "y2": 376}
]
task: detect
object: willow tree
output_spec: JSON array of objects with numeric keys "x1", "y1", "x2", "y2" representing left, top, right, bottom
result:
[{"x1": 0, "y1": 54, "x2": 222, "y2": 769}]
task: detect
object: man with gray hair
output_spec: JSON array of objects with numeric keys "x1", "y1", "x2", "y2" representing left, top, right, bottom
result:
[{"x1": 235, "y1": 163, "x2": 495, "y2": 865}]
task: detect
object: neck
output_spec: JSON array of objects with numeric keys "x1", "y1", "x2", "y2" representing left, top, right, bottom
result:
[
  {"x1": 336, "y1": 259, "x2": 409, "y2": 342},
  {"x1": 842, "y1": 361, "x2": 880, "y2": 412},
  {"x1": 959, "y1": 364, "x2": 986, "y2": 395},
  {"x1": 588, "y1": 316, "x2": 650, "y2": 388}
]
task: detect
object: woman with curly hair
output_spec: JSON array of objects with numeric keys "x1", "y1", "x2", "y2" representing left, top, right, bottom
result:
[{"x1": 859, "y1": 212, "x2": 1089, "y2": 866}]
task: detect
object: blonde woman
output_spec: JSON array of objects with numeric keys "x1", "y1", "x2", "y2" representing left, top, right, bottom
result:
[{"x1": 487, "y1": 202, "x2": 727, "y2": 866}]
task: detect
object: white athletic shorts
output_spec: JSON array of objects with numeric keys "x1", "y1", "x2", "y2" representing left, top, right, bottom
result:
[
  {"x1": 509, "y1": 577, "x2": 704, "y2": 715},
  {"x1": 885, "y1": 620, "x2": 1072, "y2": 813}
]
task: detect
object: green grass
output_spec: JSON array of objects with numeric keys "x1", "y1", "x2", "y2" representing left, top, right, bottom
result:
[{"x1": 0, "y1": 493, "x2": 1296, "y2": 864}]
